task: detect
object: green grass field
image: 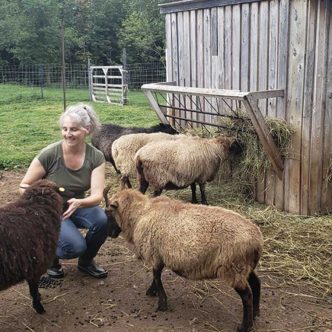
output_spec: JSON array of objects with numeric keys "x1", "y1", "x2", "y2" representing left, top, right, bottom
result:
[{"x1": 0, "y1": 84, "x2": 159, "y2": 169}]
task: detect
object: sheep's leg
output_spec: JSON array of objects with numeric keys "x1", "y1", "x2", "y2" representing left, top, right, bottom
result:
[
  {"x1": 136, "y1": 159, "x2": 149, "y2": 193},
  {"x1": 152, "y1": 188, "x2": 163, "y2": 197},
  {"x1": 235, "y1": 284, "x2": 253, "y2": 332},
  {"x1": 125, "y1": 177, "x2": 132, "y2": 188},
  {"x1": 27, "y1": 280, "x2": 45, "y2": 314},
  {"x1": 110, "y1": 158, "x2": 120, "y2": 174},
  {"x1": 138, "y1": 177, "x2": 149, "y2": 193},
  {"x1": 151, "y1": 266, "x2": 167, "y2": 311},
  {"x1": 248, "y1": 271, "x2": 261, "y2": 318},
  {"x1": 146, "y1": 279, "x2": 158, "y2": 297},
  {"x1": 199, "y1": 183, "x2": 208, "y2": 205},
  {"x1": 190, "y1": 183, "x2": 198, "y2": 203},
  {"x1": 120, "y1": 176, "x2": 132, "y2": 189}
]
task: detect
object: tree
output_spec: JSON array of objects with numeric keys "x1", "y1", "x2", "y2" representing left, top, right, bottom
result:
[{"x1": 118, "y1": 0, "x2": 165, "y2": 64}]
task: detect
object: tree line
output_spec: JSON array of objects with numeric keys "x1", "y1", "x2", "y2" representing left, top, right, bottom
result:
[{"x1": 0, "y1": 0, "x2": 169, "y2": 66}]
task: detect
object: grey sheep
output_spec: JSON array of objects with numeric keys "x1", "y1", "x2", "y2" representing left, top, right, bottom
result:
[
  {"x1": 0, "y1": 180, "x2": 63, "y2": 314},
  {"x1": 91, "y1": 122, "x2": 177, "y2": 173},
  {"x1": 135, "y1": 135, "x2": 237, "y2": 204},
  {"x1": 106, "y1": 189, "x2": 263, "y2": 332},
  {"x1": 112, "y1": 132, "x2": 186, "y2": 188}
]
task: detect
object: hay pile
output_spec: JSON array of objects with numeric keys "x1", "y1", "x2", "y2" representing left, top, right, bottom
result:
[
  {"x1": 201, "y1": 180, "x2": 332, "y2": 298},
  {"x1": 181, "y1": 114, "x2": 294, "y2": 198},
  {"x1": 219, "y1": 114, "x2": 293, "y2": 193}
]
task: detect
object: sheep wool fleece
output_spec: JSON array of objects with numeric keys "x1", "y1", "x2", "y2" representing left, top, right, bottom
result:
[{"x1": 110, "y1": 190, "x2": 263, "y2": 289}]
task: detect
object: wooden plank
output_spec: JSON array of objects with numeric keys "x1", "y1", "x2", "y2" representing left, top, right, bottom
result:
[
  {"x1": 165, "y1": 14, "x2": 175, "y2": 126},
  {"x1": 178, "y1": 11, "x2": 185, "y2": 127},
  {"x1": 183, "y1": 10, "x2": 191, "y2": 127},
  {"x1": 224, "y1": 5, "x2": 232, "y2": 93},
  {"x1": 160, "y1": 0, "x2": 261, "y2": 14},
  {"x1": 141, "y1": 83, "x2": 248, "y2": 98},
  {"x1": 204, "y1": 8, "x2": 212, "y2": 124},
  {"x1": 249, "y1": 2, "x2": 258, "y2": 91},
  {"x1": 300, "y1": 0, "x2": 317, "y2": 215},
  {"x1": 217, "y1": 6, "x2": 226, "y2": 114},
  {"x1": 321, "y1": 0, "x2": 332, "y2": 212},
  {"x1": 275, "y1": 0, "x2": 290, "y2": 211},
  {"x1": 256, "y1": 0, "x2": 269, "y2": 203},
  {"x1": 165, "y1": 14, "x2": 173, "y2": 83},
  {"x1": 285, "y1": 0, "x2": 307, "y2": 214},
  {"x1": 240, "y1": 3, "x2": 250, "y2": 92},
  {"x1": 232, "y1": 4, "x2": 241, "y2": 91},
  {"x1": 244, "y1": 95, "x2": 284, "y2": 179},
  {"x1": 309, "y1": 0, "x2": 329, "y2": 214},
  {"x1": 265, "y1": 0, "x2": 279, "y2": 206},
  {"x1": 171, "y1": 12, "x2": 180, "y2": 128},
  {"x1": 211, "y1": 7, "x2": 218, "y2": 56},
  {"x1": 190, "y1": 10, "x2": 198, "y2": 126},
  {"x1": 143, "y1": 90, "x2": 169, "y2": 124},
  {"x1": 197, "y1": 9, "x2": 206, "y2": 125},
  {"x1": 211, "y1": 7, "x2": 219, "y2": 124}
]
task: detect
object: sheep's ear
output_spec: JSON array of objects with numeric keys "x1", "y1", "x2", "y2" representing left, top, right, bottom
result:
[{"x1": 110, "y1": 201, "x2": 119, "y2": 209}]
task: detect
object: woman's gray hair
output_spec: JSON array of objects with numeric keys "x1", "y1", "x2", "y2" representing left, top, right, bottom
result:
[{"x1": 59, "y1": 103, "x2": 101, "y2": 135}]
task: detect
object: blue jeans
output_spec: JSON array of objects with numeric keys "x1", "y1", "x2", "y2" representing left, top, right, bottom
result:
[{"x1": 56, "y1": 206, "x2": 108, "y2": 261}]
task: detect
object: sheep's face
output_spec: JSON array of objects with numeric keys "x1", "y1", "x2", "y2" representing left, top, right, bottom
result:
[
  {"x1": 105, "y1": 207, "x2": 122, "y2": 238},
  {"x1": 23, "y1": 180, "x2": 62, "y2": 199},
  {"x1": 22, "y1": 179, "x2": 64, "y2": 212}
]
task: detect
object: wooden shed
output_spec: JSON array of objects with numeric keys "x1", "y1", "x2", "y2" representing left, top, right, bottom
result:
[{"x1": 143, "y1": 0, "x2": 332, "y2": 216}]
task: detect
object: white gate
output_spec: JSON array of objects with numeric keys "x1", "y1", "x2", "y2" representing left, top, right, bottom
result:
[{"x1": 89, "y1": 66, "x2": 128, "y2": 105}]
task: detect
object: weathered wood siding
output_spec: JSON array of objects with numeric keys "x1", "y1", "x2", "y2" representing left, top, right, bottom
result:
[{"x1": 163, "y1": 0, "x2": 332, "y2": 215}]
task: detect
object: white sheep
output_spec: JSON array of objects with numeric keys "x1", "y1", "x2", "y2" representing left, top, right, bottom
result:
[
  {"x1": 106, "y1": 189, "x2": 263, "y2": 332},
  {"x1": 135, "y1": 135, "x2": 237, "y2": 204},
  {"x1": 112, "y1": 132, "x2": 186, "y2": 188}
]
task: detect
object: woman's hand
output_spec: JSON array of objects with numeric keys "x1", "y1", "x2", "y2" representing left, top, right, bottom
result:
[{"x1": 63, "y1": 198, "x2": 83, "y2": 219}]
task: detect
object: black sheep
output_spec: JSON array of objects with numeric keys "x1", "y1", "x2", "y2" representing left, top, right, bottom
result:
[
  {"x1": 91, "y1": 122, "x2": 177, "y2": 173},
  {"x1": 0, "y1": 180, "x2": 63, "y2": 314}
]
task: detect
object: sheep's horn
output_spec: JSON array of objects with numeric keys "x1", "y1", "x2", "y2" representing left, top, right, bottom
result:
[{"x1": 103, "y1": 185, "x2": 112, "y2": 208}]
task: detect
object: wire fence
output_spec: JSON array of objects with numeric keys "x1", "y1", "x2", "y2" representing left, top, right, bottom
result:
[{"x1": 0, "y1": 62, "x2": 166, "y2": 90}]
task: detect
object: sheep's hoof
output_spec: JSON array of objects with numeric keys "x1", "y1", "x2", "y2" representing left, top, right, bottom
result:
[
  {"x1": 156, "y1": 303, "x2": 168, "y2": 312},
  {"x1": 253, "y1": 308, "x2": 260, "y2": 319},
  {"x1": 236, "y1": 324, "x2": 253, "y2": 332},
  {"x1": 33, "y1": 302, "x2": 46, "y2": 314},
  {"x1": 146, "y1": 287, "x2": 158, "y2": 297}
]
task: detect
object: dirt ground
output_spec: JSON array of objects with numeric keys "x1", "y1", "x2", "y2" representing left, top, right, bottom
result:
[{"x1": 0, "y1": 169, "x2": 331, "y2": 332}]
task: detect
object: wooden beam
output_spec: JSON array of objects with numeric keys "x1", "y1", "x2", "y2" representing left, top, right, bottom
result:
[
  {"x1": 242, "y1": 95, "x2": 284, "y2": 179},
  {"x1": 143, "y1": 90, "x2": 169, "y2": 124},
  {"x1": 141, "y1": 83, "x2": 246, "y2": 99},
  {"x1": 159, "y1": 0, "x2": 259, "y2": 14}
]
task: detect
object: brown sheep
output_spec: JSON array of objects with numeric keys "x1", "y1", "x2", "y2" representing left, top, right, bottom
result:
[
  {"x1": 0, "y1": 180, "x2": 63, "y2": 314},
  {"x1": 106, "y1": 189, "x2": 263, "y2": 332}
]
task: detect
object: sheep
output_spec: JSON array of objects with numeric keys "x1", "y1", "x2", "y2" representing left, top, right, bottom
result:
[
  {"x1": 91, "y1": 122, "x2": 177, "y2": 173},
  {"x1": 0, "y1": 179, "x2": 63, "y2": 314},
  {"x1": 105, "y1": 189, "x2": 263, "y2": 332},
  {"x1": 135, "y1": 135, "x2": 237, "y2": 204},
  {"x1": 112, "y1": 132, "x2": 187, "y2": 189}
]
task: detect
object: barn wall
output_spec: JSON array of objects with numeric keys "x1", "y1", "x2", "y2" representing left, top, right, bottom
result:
[{"x1": 163, "y1": 0, "x2": 332, "y2": 215}]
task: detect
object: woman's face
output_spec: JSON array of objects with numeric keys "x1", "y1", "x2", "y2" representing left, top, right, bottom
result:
[{"x1": 61, "y1": 116, "x2": 88, "y2": 147}]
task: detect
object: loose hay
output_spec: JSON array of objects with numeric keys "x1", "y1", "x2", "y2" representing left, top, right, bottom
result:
[
  {"x1": 217, "y1": 114, "x2": 294, "y2": 197},
  {"x1": 180, "y1": 114, "x2": 294, "y2": 198},
  {"x1": 205, "y1": 180, "x2": 332, "y2": 298}
]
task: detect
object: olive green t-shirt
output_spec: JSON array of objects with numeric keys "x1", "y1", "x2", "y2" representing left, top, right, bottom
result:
[{"x1": 37, "y1": 141, "x2": 105, "y2": 201}]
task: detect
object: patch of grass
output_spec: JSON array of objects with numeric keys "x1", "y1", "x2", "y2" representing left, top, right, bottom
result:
[{"x1": 0, "y1": 85, "x2": 159, "y2": 169}]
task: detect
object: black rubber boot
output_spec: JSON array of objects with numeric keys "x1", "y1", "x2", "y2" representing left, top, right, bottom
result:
[
  {"x1": 47, "y1": 257, "x2": 64, "y2": 279},
  {"x1": 77, "y1": 258, "x2": 108, "y2": 278}
]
